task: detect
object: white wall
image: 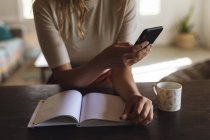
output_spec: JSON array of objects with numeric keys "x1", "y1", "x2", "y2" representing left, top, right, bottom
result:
[
  {"x1": 0, "y1": 0, "x2": 204, "y2": 46},
  {"x1": 0, "y1": 0, "x2": 23, "y2": 21},
  {"x1": 201, "y1": 0, "x2": 210, "y2": 49},
  {"x1": 137, "y1": 0, "x2": 203, "y2": 45}
]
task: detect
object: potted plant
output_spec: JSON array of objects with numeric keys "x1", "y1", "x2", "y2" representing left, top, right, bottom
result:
[{"x1": 176, "y1": 6, "x2": 196, "y2": 49}]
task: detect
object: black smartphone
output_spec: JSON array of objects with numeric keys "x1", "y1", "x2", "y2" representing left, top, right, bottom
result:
[{"x1": 135, "y1": 26, "x2": 163, "y2": 45}]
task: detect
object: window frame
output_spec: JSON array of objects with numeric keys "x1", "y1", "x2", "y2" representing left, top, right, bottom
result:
[
  {"x1": 139, "y1": 0, "x2": 161, "y2": 16},
  {"x1": 21, "y1": 0, "x2": 34, "y2": 20}
]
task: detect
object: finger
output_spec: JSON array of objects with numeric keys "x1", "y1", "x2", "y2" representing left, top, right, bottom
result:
[
  {"x1": 135, "y1": 45, "x2": 152, "y2": 60},
  {"x1": 116, "y1": 42, "x2": 132, "y2": 46},
  {"x1": 131, "y1": 106, "x2": 146, "y2": 124},
  {"x1": 129, "y1": 103, "x2": 140, "y2": 121},
  {"x1": 146, "y1": 44, "x2": 152, "y2": 52},
  {"x1": 124, "y1": 44, "x2": 152, "y2": 61},
  {"x1": 149, "y1": 44, "x2": 153, "y2": 50},
  {"x1": 123, "y1": 53, "x2": 138, "y2": 66},
  {"x1": 142, "y1": 107, "x2": 154, "y2": 125},
  {"x1": 139, "y1": 44, "x2": 152, "y2": 53},
  {"x1": 133, "y1": 41, "x2": 149, "y2": 52},
  {"x1": 129, "y1": 97, "x2": 145, "y2": 121},
  {"x1": 121, "y1": 101, "x2": 133, "y2": 120},
  {"x1": 134, "y1": 108, "x2": 153, "y2": 125},
  {"x1": 123, "y1": 53, "x2": 135, "y2": 60},
  {"x1": 138, "y1": 102, "x2": 152, "y2": 123},
  {"x1": 126, "y1": 47, "x2": 150, "y2": 66}
]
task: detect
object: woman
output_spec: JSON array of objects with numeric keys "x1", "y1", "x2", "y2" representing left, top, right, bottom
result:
[{"x1": 33, "y1": 0, "x2": 153, "y2": 125}]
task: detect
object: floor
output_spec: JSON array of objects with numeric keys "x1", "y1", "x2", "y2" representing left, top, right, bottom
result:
[
  {"x1": 1, "y1": 59, "x2": 46, "y2": 86},
  {"x1": 1, "y1": 45, "x2": 210, "y2": 86}
]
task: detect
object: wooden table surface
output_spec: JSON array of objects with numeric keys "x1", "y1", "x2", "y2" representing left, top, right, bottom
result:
[{"x1": 0, "y1": 81, "x2": 210, "y2": 140}]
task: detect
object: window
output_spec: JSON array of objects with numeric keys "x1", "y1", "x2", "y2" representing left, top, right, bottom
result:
[
  {"x1": 21, "y1": 0, "x2": 34, "y2": 19},
  {"x1": 139, "y1": 0, "x2": 161, "y2": 16}
]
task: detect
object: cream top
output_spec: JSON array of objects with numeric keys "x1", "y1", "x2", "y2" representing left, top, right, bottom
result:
[{"x1": 33, "y1": 0, "x2": 140, "y2": 69}]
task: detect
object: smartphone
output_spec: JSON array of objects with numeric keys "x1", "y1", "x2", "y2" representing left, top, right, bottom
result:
[{"x1": 135, "y1": 26, "x2": 163, "y2": 45}]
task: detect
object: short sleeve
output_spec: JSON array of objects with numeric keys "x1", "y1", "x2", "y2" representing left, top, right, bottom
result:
[
  {"x1": 33, "y1": 1, "x2": 70, "y2": 69},
  {"x1": 117, "y1": 0, "x2": 140, "y2": 45}
]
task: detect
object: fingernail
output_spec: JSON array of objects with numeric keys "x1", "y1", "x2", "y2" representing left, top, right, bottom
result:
[
  {"x1": 120, "y1": 114, "x2": 127, "y2": 120},
  {"x1": 145, "y1": 41, "x2": 149, "y2": 46}
]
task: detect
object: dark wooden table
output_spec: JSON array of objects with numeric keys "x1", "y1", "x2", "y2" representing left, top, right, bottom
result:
[{"x1": 0, "y1": 81, "x2": 210, "y2": 140}]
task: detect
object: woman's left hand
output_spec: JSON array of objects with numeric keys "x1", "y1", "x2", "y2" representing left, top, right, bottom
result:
[{"x1": 121, "y1": 94, "x2": 154, "y2": 125}]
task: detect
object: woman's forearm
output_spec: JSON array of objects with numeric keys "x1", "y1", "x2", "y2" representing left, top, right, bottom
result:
[
  {"x1": 52, "y1": 55, "x2": 109, "y2": 88},
  {"x1": 113, "y1": 67, "x2": 154, "y2": 125},
  {"x1": 111, "y1": 67, "x2": 141, "y2": 101}
]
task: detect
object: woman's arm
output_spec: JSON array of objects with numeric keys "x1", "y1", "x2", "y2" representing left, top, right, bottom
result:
[
  {"x1": 52, "y1": 42, "x2": 151, "y2": 88},
  {"x1": 111, "y1": 67, "x2": 139, "y2": 100},
  {"x1": 111, "y1": 67, "x2": 154, "y2": 125},
  {"x1": 52, "y1": 55, "x2": 107, "y2": 88}
]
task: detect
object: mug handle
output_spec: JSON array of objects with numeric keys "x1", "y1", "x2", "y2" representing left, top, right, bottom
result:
[{"x1": 152, "y1": 84, "x2": 158, "y2": 96}]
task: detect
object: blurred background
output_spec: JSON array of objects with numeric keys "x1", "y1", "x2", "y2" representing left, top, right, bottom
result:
[{"x1": 0, "y1": 0, "x2": 210, "y2": 85}]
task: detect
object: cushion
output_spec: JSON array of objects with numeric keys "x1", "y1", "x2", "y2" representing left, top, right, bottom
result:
[
  {"x1": 0, "y1": 38, "x2": 23, "y2": 56},
  {"x1": 0, "y1": 23, "x2": 13, "y2": 41}
]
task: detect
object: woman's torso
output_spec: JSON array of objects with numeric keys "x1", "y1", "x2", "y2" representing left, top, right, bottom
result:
[{"x1": 33, "y1": 0, "x2": 139, "y2": 67}]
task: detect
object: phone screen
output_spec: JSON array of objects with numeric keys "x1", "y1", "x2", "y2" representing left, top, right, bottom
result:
[{"x1": 135, "y1": 26, "x2": 163, "y2": 45}]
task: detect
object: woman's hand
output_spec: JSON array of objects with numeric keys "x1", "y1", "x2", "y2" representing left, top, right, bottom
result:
[
  {"x1": 98, "y1": 41, "x2": 152, "y2": 68},
  {"x1": 121, "y1": 94, "x2": 154, "y2": 125}
]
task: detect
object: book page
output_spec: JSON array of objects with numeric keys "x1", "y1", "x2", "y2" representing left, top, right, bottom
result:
[
  {"x1": 33, "y1": 90, "x2": 82, "y2": 125},
  {"x1": 80, "y1": 93, "x2": 126, "y2": 126}
]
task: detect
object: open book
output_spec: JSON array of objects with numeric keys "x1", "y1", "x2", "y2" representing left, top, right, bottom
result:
[{"x1": 28, "y1": 90, "x2": 128, "y2": 128}]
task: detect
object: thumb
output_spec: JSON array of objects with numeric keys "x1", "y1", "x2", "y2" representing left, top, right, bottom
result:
[{"x1": 121, "y1": 101, "x2": 132, "y2": 120}]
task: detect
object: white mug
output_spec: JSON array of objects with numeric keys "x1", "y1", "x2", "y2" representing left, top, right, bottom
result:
[{"x1": 153, "y1": 82, "x2": 182, "y2": 112}]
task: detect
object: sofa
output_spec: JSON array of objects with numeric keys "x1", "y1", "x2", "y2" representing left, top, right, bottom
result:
[
  {"x1": 160, "y1": 60, "x2": 210, "y2": 82},
  {"x1": 0, "y1": 24, "x2": 24, "y2": 82}
]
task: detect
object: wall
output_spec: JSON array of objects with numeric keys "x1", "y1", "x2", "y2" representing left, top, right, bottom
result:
[
  {"x1": 0, "y1": 0, "x2": 22, "y2": 21},
  {"x1": 201, "y1": 0, "x2": 210, "y2": 49},
  {"x1": 0, "y1": 0, "x2": 204, "y2": 46}
]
